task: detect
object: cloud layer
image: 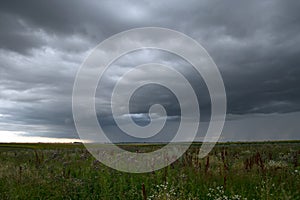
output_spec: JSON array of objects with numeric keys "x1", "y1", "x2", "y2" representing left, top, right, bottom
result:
[{"x1": 0, "y1": 0, "x2": 300, "y2": 141}]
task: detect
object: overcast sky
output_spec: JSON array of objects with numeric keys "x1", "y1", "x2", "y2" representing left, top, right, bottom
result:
[{"x1": 0, "y1": 0, "x2": 300, "y2": 142}]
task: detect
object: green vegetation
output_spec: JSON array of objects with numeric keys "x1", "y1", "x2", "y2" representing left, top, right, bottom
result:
[{"x1": 0, "y1": 142, "x2": 299, "y2": 199}]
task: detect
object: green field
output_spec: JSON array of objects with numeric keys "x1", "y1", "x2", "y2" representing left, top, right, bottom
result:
[{"x1": 0, "y1": 142, "x2": 299, "y2": 199}]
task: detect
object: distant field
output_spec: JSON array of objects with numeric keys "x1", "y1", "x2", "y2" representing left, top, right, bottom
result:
[{"x1": 0, "y1": 141, "x2": 299, "y2": 199}]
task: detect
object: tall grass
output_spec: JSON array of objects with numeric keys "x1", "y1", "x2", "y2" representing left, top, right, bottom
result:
[{"x1": 0, "y1": 142, "x2": 299, "y2": 199}]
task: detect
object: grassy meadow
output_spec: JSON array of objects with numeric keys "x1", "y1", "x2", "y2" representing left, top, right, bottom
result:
[{"x1": 0, "y1": 141, "x2": 299, "y2": 199}]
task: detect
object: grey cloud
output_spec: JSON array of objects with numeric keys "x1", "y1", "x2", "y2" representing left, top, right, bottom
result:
[
  {"x1": 0, "y1": 0, "x2": 300, "y2": 141},
  {"x1": 0, "y1": 13, "x2": 45, "y2": 54}
]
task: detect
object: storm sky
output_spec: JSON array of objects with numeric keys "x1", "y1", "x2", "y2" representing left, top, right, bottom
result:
[{"x1": 0, "y1": 0, "x2": 300, "y2": 142}]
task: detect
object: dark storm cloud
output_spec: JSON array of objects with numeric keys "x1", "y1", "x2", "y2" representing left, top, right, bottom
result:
[
  {"x1": 0, "y1": 0, "x2": 149, "y2": 54},
  {"x1": 0, "y1": 0, "x2": 300, "y2": 140},
  {"x1": 0, "y1": 13, "x2": 45, "y2": 54}
]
